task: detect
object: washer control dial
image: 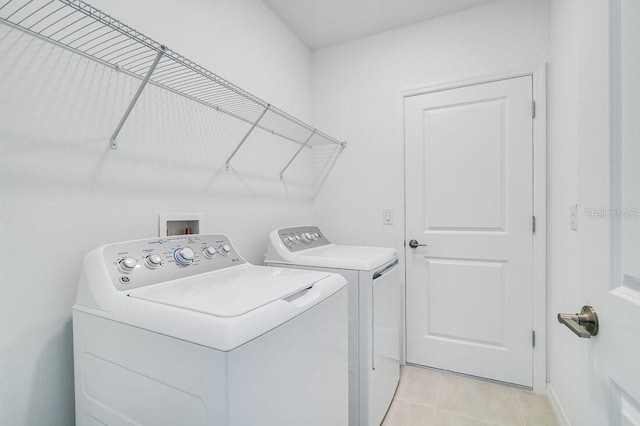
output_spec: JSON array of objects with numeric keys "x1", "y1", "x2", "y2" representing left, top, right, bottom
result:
[
  {"x1": 219, "y1": 244, "x2": 231, "y2": 256},
  {"x1": 302, "y1": 232, "x2": 313, "y2": 242},
  {"x1": 203, "y1": 246, "x2": 217, "y2": 259},
  {"x1": 293, "y1": 234, "x2": 302, "y2": 244},
  {"x1": 174, "y1": 247, "x2": 195, "y2": 266},
  {"x1": 119, "y1": 257, "x2": 137, "y2": 273},
  {"x1": 283, "y1": 236, "x2": 292, "y2": 245},
  {"x1": 145, "y1": 254, "x2": 162, "y2": 269}
]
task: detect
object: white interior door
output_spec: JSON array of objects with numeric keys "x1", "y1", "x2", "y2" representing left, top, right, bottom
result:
[
  {"x1": 404, "y1": 76, "x2": 534, "y2": 386},
  {"x1": 573, "y1": 0, "x2": 640, "y2": 423},
  {"x1": 611, "y1": 2, "x2": 640, "y2": 417}
]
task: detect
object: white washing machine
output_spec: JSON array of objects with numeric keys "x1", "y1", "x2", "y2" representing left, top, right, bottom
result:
[
  {"x1": 265, "y1": 226, "x2": 400, "y2": 426},
  {"x1": 73, "y1": 233, "x2": 348, "y2": 426}
]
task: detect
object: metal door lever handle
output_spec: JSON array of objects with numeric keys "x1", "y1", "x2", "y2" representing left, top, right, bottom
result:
[
  {"x1": 557, "y1": 305, "x2": 598, "y2": 338},
  {"x1": 408, "y1": 239, "x2": 427, "y2": 248}
]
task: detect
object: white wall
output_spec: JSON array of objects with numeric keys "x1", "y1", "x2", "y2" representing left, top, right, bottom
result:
[
  {"x1": 545, "y1": 0, "x2": 582, "y2": 422},
  {"x1": 311, "y1": 0, "x2": 549, "y2": 244},
  {"x1": 310, "y1": 0, "x2": 549, "y2": 360},
  {"x1": 0, "y1": 1, "x2": 312, "y2": 424}
]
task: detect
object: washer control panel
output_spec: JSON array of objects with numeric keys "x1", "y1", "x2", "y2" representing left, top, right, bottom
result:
[
  {"x1": 278, "y1": 226, "x2": 330, "y2": 252},
  {"x1": 103, "y1": 234, "x2": 245, "y2": 291}
]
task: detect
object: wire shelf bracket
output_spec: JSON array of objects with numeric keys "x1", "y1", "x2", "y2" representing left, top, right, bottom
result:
[
  {"x1": 280, "y1": 129, "x2": 316, "y2": 180},
  {"x1": 0, "y1": 0, "x2": 346, "y2": 176},
  {"x1": 110, "y1": 45, "x2": 165, "y2": 149},
  {"x1": 225, "y1": 105, "x2": 270, "y2": 170}
]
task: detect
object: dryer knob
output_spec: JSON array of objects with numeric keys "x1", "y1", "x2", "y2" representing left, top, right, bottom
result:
[
  {"x1": 174, "y1": 247, "x2": 195, "y2": 266},
  {"x1": 313, "y1": 232, "x2": 320, "y2": 240},
  {"x1": 302, "y1": 232, "x2": 313, "y2": 242},
  {"x1": 203, "y1": 246, "x2": 217, "y2": 259},
  {"x1": 293, "y1": 234, "x2": 302, "y2": 244},
  {"x1": 283, "y1": 236, "x2": 292, "y2": 244},
  {"x1": 145, "y1": 254, "x2": 162, "y2": 269},
  {"x1": 119, "y1": 257, "x2": 137, "y2": 273},
  {"x1": 219, "y1": 244, "x2": 231, "y2": 256}
]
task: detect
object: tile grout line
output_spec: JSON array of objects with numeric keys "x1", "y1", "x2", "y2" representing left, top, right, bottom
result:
[
  {"x1": 431, "y1": 373, "x2": 439, "y2": 417},
  {"x1": 515, "y1": 391, "x2": 527, "y2": 426},
  {"x1": 436, "y1": 407, "x2": 504, "y2": 426},
  {"x1": 393, "y1": 396, "x2": 434, "y2": 409},
  {"x1": 434, "y1": 372, "x2": 441, "y2": 411}
]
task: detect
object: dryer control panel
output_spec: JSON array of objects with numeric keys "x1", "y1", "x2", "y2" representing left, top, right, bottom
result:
[
  {"x1": 277, "y1": 226, "x2": 330, "y2": 252},
  {"x1": 102, "y1": 234, "x2": 246, "y2": 291}
]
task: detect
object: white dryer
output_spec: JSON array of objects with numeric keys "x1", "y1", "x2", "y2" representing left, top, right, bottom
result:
[
  {"x1": 265, "y1": 226, "x2": 400, "y2": 426},
  {"x1": 73, "y1": 234, "x2": 348, "y2": 426}
]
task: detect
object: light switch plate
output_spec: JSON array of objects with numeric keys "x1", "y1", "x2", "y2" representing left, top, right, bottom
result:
[
  {"x1": 382, "y1": 208, "x2": 393, "y2": 225},
  {"x1": 570, "y1": 204, "x2": 578, "y2": 230}
]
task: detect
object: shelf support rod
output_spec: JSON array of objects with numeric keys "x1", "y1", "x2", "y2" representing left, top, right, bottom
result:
[
  {"x1": 279, "y1": 129, "x2": 316, "y2": 180},
  {"x1": 110, "y1": 45, "x2": 166, "y2": 150},
  {"x1": 225, "y1": 105, "x2": 270, "y2": 170}
]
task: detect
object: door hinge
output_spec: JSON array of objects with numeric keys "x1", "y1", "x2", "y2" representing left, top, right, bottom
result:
[
  {"x1": 532, "y1": 216, "x2": 536, "y2": 234},
  {"x1": 531, "y1": 100, "x2": 536, "y2": 118},
  {"x1": 532, "y1": 330, "x2": 536, "y2": 347}
]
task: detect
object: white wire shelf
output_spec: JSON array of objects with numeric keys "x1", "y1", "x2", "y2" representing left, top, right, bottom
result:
[{"x1": 0, "y1": 0, "x2": 345, "y2": 177}]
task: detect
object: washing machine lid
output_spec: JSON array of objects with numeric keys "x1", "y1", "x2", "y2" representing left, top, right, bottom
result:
[
  {"x1": 287, "y1": 245, "x2": 397, "y2": 271},
  {"x1": 129, "y1": 265, "x2": 329, "y2": 318}
]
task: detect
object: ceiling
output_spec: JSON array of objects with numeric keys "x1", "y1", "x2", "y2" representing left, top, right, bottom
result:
[{"x1": 263, "y1": 0, "x2": 498, "y2": 50}]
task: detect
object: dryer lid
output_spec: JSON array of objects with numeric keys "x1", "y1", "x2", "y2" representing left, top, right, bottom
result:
[
  {"x1": 289, "y1": 245, "x2": 397, "y2": 271},
  {"x1": 129, "y1": 265, "x2": 329, "y2": 318}
]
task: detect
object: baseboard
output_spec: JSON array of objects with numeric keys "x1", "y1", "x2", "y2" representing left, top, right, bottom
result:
[{"x1": 547, "y1": 383, "x2": 572, "y2": 426}]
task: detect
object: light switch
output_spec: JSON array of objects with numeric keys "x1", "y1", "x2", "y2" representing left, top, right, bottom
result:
[
  {"x1": 382, "y1": 208, "x2": 393, "y2": 225},
  {"x1": 570, "y1": 204, "x2": 578, "y2": 230}
]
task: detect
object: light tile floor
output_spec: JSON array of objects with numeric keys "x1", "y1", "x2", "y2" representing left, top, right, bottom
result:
[{"x1": 383, "y1": 366, "x2": 559, "y2": 426}]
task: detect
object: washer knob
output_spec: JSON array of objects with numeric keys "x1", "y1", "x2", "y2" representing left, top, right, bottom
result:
[
  {"x1": 302, "y1": 232, "x2": 312, "y2": 242},
  {"x1": 145, "y1": 254, "x2": 162, "y2": 269},
  {"x1": 293, "y1": 234, "x2": 302, "y2": 244},
  {"x1": 203, "y1": 246, "x2": 217, "y2": 258},
  {"x1": 174, "y1": 247, "x2": 195, "y2": 266},
  {"x1": 219, "y1": 244, "x2": 231, "y2": 256},
  {"x1": 119, "y1": 257, "x2": 137, "y2": 273},
  {"x1": 313, "y1": 232, "x2": 321, "y2": 239},
  {"x1": 283, "y1": 236, "x2": 292, "y2": 244}
]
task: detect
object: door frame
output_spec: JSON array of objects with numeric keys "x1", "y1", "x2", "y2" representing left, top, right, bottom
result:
[{"x1": 399, "y1": 64, "x2": 548, "y2": 393}]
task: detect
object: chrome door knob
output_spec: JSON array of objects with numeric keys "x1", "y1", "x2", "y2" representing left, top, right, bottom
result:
[{"x1": 408, "y1": 239, "x2": 427, "y2": 248}]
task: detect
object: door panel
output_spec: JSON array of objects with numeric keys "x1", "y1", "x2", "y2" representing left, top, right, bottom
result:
[
  {"x1": 427, "y1": 259, "x2": 506, "y2": 346},
  {"x1": 405, "y1": 76, "x2": 533, "y2": 386},
  {"x1": 424, "y1": 98, "x2": 506, "y2": 230}
]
